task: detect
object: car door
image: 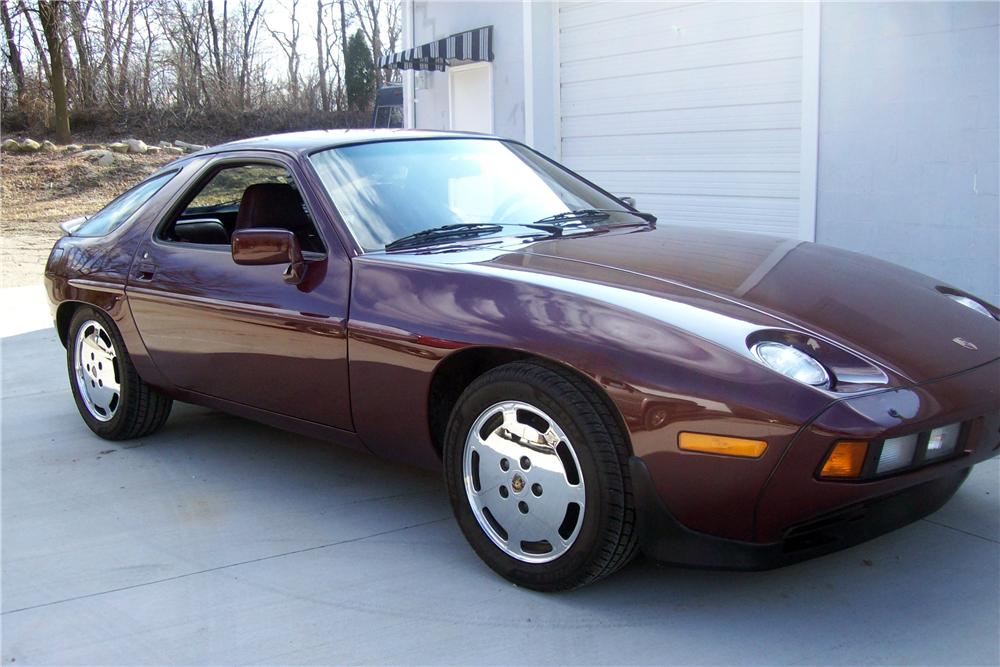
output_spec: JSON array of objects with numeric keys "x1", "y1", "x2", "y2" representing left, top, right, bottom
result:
[{"x1": 125, "y1": 151, "x2": 353, "y2": 431}]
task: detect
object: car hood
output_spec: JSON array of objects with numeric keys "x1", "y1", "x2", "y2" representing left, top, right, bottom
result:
[{"x1": 513, "y1": 224, "x2": 999, "y2": 384}]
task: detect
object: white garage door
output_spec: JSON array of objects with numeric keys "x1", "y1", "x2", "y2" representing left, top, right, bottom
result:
[{"x1": 559, "y1": 2, "x2": 807, "y2": 237}]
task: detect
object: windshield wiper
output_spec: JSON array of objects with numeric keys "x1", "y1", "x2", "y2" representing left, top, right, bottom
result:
[
  {"x1": 531, "y1": 208, "x2": 657, "y2": 226},
  {"x1": 385, "y1": 223, "x2": 505, "y2": 251},
  {"x1": 384, "y1": 209, "x2": 655, "y2": 251}
]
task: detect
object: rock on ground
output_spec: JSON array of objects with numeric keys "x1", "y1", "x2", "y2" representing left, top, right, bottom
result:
[
  {"x1": 162, "y1": 146, "x2": 185, "y2": 155},
  {"x1": 174, "y1": 140, "x2": 207, "y2": 153},
  {"x1": 125, "y1": 139, "x2": 148, "y2": 154},
  {"x1": 79, "y1": 149, "x2": 115, "y2": 166},
  {"x1": 18, "y1": 139, "x2": 41, "y2": 153},
  {"x1": 65, "y1": 144, "x2": 83, "y2": 152},
  {"x1": 1, "y1": 138, "x2": 18, "y2": 152},
  {"x1": 108, "y1": 142, "x2": 129, "y2": 154},
  {"x1": 40, "y1": 140, "x2": 57, "y2": 153}
]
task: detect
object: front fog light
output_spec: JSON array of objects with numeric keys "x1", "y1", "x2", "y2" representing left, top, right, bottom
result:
[
  {"x1": 926, "y1": 423, "x2": 961, "y2": 459},
  {"x1": 877, "y1": 434, "x2": 918, "y2": 473},
  {"x1": 751, "y1": 342, "x2": 830, "y2": 387}
]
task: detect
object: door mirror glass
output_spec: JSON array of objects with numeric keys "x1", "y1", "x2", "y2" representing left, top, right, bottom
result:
[
  {"x1": 620, "y1": 196, "x2": 637, "y2": 209},
  {"x1": 232, "y1": 228, "x2": 306, "y2": 284}
]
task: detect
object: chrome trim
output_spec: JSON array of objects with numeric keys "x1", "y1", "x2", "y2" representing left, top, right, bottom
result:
[
  {"x1": 73, "y1": 320, "x2": 121, "y2": 422},
  {"x1": 463, "y1": 400, "x2": 585, "y2": 564}
]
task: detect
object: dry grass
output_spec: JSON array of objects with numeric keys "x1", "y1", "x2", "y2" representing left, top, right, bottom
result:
[{"x1": 0, "y1": 151, "x2": 177, "y2": 287}]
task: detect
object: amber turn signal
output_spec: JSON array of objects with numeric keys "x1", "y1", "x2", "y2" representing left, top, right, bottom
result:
[
  {"x1": 678, "y1": 432, "x2": 768, "y2": 458},
  {"x1": 820, "y1": 441, "x2": 869, "y2": 478}
]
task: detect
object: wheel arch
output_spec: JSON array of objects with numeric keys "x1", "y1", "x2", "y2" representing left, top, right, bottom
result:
[
  {"x1": 55, "y1": 300, "x2": 85, "y2": 347},
  {"x1": 427, "y1": 346, "x2": 633, "y2": 461}
]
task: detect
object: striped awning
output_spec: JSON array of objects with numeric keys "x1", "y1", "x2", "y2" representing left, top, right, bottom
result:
[{"x1": 379, "y1": 26, "x2": 493, "y2": 72}]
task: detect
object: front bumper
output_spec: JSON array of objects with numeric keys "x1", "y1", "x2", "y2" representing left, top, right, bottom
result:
[
  {"x1": 631, "y1": 456, "x2": 970, "y2": 569},
  {"x1": 634, "y1": 359, "x2": 1000, "y2": 568}
]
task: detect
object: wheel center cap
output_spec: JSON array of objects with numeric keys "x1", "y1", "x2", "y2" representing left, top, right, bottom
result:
[{"x1": 511, "y1": 474, "x2": 525, "y2": 493}]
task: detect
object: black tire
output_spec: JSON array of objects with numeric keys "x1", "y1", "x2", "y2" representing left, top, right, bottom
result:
[
  {"x1": 66, "y1": 306, "x2": 172, "y2": 440},
  {"x1": 443, "y1": 360, "x2": 638, "y2": 591}
]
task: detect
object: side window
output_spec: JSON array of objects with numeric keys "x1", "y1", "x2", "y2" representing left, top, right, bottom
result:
[
  {"x1": 75, "y1": 171, "x2": 176, "y2": 237},
  {"x1": 159, "y1": 163, "x2": 325, "y2": 253}
]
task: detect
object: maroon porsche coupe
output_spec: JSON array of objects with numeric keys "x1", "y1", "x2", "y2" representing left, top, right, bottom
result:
[{"x1": 44, "y1": 130, "x2": 1000, "y2": 590}]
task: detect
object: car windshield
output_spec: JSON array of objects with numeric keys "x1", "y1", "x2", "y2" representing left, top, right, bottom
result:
[{"x1": 309, "y1": 138, "x2": 635, "y2": 252}]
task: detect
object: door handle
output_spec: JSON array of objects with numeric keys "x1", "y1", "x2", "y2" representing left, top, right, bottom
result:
[{"x1": 135, "y1": 262, "x2": 156, "y2": 281}]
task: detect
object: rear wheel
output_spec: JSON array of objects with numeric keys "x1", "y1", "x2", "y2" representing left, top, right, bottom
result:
[
  {"x1": 444, "y1": 360, "x2": 638, "y2": 591},
  {"x1": 67, "y1": 307, "x2": 172, "y2": 440}
]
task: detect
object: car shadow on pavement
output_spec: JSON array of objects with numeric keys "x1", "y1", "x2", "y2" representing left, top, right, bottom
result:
[{"x1": 3, "y1": 326, "x2": 999, "y2": 665}]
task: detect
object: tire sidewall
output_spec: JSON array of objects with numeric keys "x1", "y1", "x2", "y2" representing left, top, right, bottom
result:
[
  {"x1": 444, "y1": 369, "x2": 622, "y2": 590},
  {"x1": 67, "y1": 306, "x2": 132, "y2": 439}
]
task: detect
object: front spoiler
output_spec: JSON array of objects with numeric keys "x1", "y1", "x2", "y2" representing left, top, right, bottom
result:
[{"x1": 629, "y1": 456, "x2": 969, "y2": 570}]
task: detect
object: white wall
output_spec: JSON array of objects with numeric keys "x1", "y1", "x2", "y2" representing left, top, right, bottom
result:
[
  {"x1": 815, "y1": 2, "x2": 1000, "y2": 304},
  {"x1": 410, "y1": 1, "x2": 525, "y2": 141},
  {"x1": 556, "y1": 2, "x2": 809, "y2": 238},
  {"x1": 403, "y1": 1, "x2": 999, "y2": 304}
]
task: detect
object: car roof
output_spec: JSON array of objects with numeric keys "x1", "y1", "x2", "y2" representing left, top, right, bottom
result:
[{"x1": 205, "y1": 129, "x2": 498, "y2": 156}]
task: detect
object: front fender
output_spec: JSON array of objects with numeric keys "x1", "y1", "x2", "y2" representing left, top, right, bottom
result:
[{"x1": 347, "y1": 250, "x2": 835, "y2": 540}]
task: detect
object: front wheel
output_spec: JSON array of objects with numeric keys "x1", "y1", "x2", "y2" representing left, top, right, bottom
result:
[
  {"x1": 443, "y1": 360, "x2": 638, "y2": 591},
  {"x1": 67, "y1": 306, "x2": 172, "y2": 440}
]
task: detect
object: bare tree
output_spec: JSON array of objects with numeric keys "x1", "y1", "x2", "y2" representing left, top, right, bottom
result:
[
  {"x1": 267, "y1": 0, "x2": 301, "y2": 102},
  {"x1": 0, "y1": 0, "x2": 399, "y2": 134},
  {"x1": 206, "y1": 0, "x2": 226, "y2": 96},
  {"x1": 37, "y1": 0, "x2": 69, "y2": 141},
  {"x1": 315, "y1": 0, "x2": 328, "y2": 112},
  {"x1": 67, "y1": 1, "x2": 96, "y2": 107},
  {"x1": 338, "y1": 0, "x2": 347, "y2": 93},
  {"x1": 383, "y1": 0, "x2": 399, "y2": 83},
  {"x1": 1, "y1": 0, "x2": 26, "y2": 105},
  {"x1": 237, "y1": 0, "x2": 264, "y2": 109},
  {"x1": 17, "y1": 0, "x2": 49, "y2": 81}
]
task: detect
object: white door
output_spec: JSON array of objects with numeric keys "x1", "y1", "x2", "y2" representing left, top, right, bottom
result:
[
  {"x1": 449, "y1": 63, "x2": 494, "y2": 133},
  {"x1": 559, "y1": 2, "x2": 806, "y2": 238}
]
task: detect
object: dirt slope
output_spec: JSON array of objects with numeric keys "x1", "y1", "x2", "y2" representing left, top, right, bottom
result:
[{"x1": 1, "y1": 151, "x2": 176, "y2": 287}]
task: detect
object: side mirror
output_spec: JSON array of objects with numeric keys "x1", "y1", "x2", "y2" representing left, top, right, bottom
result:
[
  {"x1": 232, "y1": 228, "x2": 306, "y2": 285},
  {"x1": 620, "y1": 196, "x2": 637, "y2": 209}
]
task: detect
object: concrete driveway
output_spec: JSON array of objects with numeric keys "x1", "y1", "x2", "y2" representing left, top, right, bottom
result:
[{"x1": 2, "y1": 284, "x2": 998, "y2": 666}]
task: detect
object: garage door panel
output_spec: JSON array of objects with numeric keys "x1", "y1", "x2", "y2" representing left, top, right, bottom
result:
[
  {"x1": 561, "y1": 60, "x2": 803, "y2": 106},
  {"x1": 562, "y1": 30, "x2": 803, "y2": 83},
  {"x1": 558, "y1": 1, "x2": 701, "y2": 29},
  {"x1": 561, "y1": 81, "x2": 802, "y2": 118},
  {"x1": 561, "y1": 129, "x2": 801, "y2": 158},
  {"x1": 562, "y1": 103, "x2": 801, "y2": 138},
  {"x1": 566, "y1": 154, "x2": 800, "y2": 173},
  {"x1": 561, "y1": 4, "x2": 801, "y2": 58},
  {"x1": 582, "y1": 171, "x2": 800, "y2": 199},
  {"x1": 559, "y1": 1, "x2": 805, "y2": 238},
  {"x1": 640, "y1": 194, "x2": 800, "y2": 235}
]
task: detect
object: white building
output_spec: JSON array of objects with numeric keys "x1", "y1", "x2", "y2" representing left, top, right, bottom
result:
[{"x1": 381, "y1": 1, "x2": 999, "y2": 304}]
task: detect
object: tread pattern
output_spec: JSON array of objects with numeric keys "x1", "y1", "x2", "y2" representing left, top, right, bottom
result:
[
  {"x1": 526, "y1": 360, "x2": 639, "y2": 586},
  {"x1": 68, "y1": 307, "x2": 172, "y2": 440},
  {"x1": 445, "y1": 359, "x2": 639, "y2": 590}
]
